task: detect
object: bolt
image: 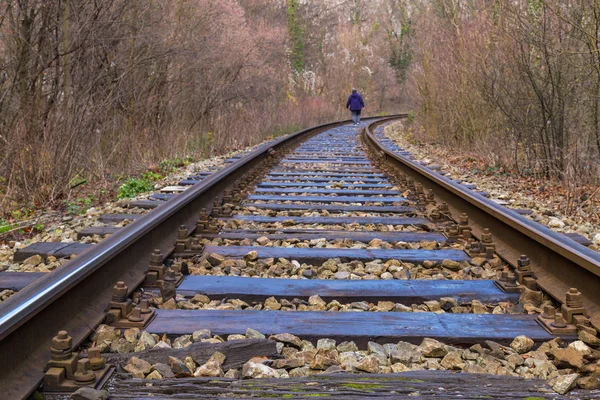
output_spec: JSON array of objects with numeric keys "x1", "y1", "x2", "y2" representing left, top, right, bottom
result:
[
  {"x1": 88, "y1": 347, "x2": 105, "y2": 371},
  {"x1": 74, "y1": 358, "x2": 96, "y2": 385},
  {"x1": 128, "y1": 307, "x2": 143, "y2": 323},
  {"x1": 160, "y1": 269, "x2": 177, "y2": 302},
  {"x1": 191, "y1": 237, "x2": 202, "y2": 251},
  {"x1": 150, "y1": 249, "x2": 162, "y2": 267},
  {"x1": 566, "y1": 288, "x2": 583, "y2": 308},
  {"x1": 139, "y1": 299, "x2": 151, "y2": 314},
  {"x1": 481, "y1": 228, "x2": 492, "y2": 244},
  {"x1": 177, "y1": 225, "x2": 188, "y2": 240},
  {"x1": 542, "y1": 305, "x2": 556, "y2": 319},
  {"x1": 426, "y1": 190, "x2": 436, "y2": 205},
  {"x1": 50, "y1": 330, "x2": 73, "y2": 361},
  {"x1": 517, "y1": 255, "x2": 531, "y2": 271},
  {"x1": 470, "y1": 241, "x2": 482, "y2": 254},
  {"x1": 112, "y1": 281, "x2": 128, "y2": 303},
  {"x1": 52, "y1": 330, "x2": 72, "y2": 351},
  {"x1": 439, "y1": 202, "x2": 449, "y2": 213},
  {"x1": 458, "y1": 213, "x2": 471, "y2": 239},
  {"x1": 551, "y1": 313, "x2": 568, "y2": 328}
]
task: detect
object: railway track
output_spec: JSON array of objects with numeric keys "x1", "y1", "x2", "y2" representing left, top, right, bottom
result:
[{"x1": 1, "y1": 116, "x2": 600, "y2": 398}]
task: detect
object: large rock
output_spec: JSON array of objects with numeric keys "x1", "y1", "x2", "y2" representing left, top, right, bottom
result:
[
  {"x1": 246, "y1": 328, "x2": 266, "y2": 339},
  {"x1": 309, "y1": 354, "x2": 339, "y2": 370},
  {"x1": 168, "y1": 356, "x2": 192, "y2": 377},
  {"x1": 419, "y1": 338, "x2": 448, "y2": 358},
  {"x1": 173, "y1": 335, "x2": 193, "y2": 349},
  {"x1": 568, "y1": 340, "x2": 592, "y2": 356},
  {"x1": 288, "y1": 366, "x2": 312, "y2": 377},
  {"x1": 242, "y1": 361, "x2": 280, "y2": 378},
  {"x1": 337, "y1": 341, "x2": 358, "y2": 352},
  {"x1": 356, "y1": 355, "x2": 379, "y2": 373},
  {"x1": 440, "y1": 351, "x2": 465, "y2": 370},
  {"x1": 272, "y1": 357, "x2": 305, "y2": 369},
  {"x1": 367, "y1": 341, "x2": 386, "y2": 357},
  {"x1": 317, "y1": 338, "x2": 336, "y2": 350},
  {"x1": 577, "y1": 373, "x2": 600, "y2": 390},
  {"x1": 578, "y1": 330, "x2": 600, "y2": 348},
  {"x1": 194, "y1": 360, "x2": 224, "y2": 377},
  {"x1": 192, "y1": 329, "x2": 212, "y2": 342},
  {"x1": 441, "y1": 259, "x2": 461, "y2": 271},
  {"x1": 94, "y1": 324, "x2": 120, "y2": 344},
  {"x1": 207, "y1": 253, "x2": 225, "y2": 266},
  {"x1": 391, "y1": 363, "x2": 409, "y2": 373},
  {"x1": 510, "y1": 336, "x2": 534, "y2": 354},
  {"x1": 551, "y1": 347, "x2": 585, "y2": 370},
  {"x1": 71, "y1": 387, "x2": 109, "y2": 400},
  {"x1": 123, "y1": 328, "x2": 140, "y2": 343},
  {"x1": 145, "y1": 370, "x2": 163, "y2": 379},
  {"x1": 270, "y1": 333, "x2": 303, "y2": 348},
  {"x1": 550, "y1": 373, "x2": 579, "y2": 394},
  {"x1": 138, "y1": 331, "x2": 157, "y2": 348},
  {"x1": 390, "y1": 342, "x2": 421, "y2": 366},
  {"x1": 111, "y1": 338, "x2": 135, "y2": 354},
  {"x1": 151, "y1": 363, "x2": 175, "y2": 378},
  {"x1": 124, "y1": 356, "x2": 152, "y2": 378}
]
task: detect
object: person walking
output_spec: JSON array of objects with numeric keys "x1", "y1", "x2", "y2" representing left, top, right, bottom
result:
[{"x1": 346, "y1": 88, "x2": 365, "y2": 126}]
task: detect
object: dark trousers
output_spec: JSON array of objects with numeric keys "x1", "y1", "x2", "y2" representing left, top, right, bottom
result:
[{"x1": 351, "y1": 110, "x2": 361, "y2": 124}]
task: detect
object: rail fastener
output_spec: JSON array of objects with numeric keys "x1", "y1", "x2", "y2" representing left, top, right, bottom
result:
[
  {"x1": 537, "y1": 288, "x2": 590, "y2": 335},
  {"x1": 143, "y1": 249, "x2": 183, "y2": 287},
  {"x1": 106, "y1": 281, "x2": 155, "y2": 328},
  {"x1": 43, "y1": 331, "x2": 111, "y2": 392}
]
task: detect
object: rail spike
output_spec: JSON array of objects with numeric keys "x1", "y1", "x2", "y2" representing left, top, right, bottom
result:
[{"x1": 43, "y1": 331, "x2": 111, "y2": 392}]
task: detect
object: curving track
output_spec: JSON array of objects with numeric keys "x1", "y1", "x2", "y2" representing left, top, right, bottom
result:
[{"x1": 1, "y1": 116, "x2": 600, "y2": 398}]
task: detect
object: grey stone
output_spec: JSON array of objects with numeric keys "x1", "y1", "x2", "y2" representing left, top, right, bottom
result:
[
  {"x1": 246, "y1": 328, "x2": 266, "y2": 339},
  {"x1": 510, "y1": 335, "x2": 534, "y2": 354},
  {"x1": 337, "y1": 341, "x2": 359, "y2": 352},
  {"x1": 419, "y1": 338, "x2": 448, "y2": 358},
  {"x1": 550, "y1": 373, "x2": 579, "y2": 394},
  {"x1": 440, "y1": 351, "x2": 465, "y2": 370},
  {"x1": 71, "y1": 387, "x2": 109, "y2": 400},
  {"x1": 317, "y1": 338, "x2": 336, "y2": 350},
  {"x1": 151, "y1": 363, "x2": 175, "y2": 378},
  {"x1": 439, "y1": 297, "x2": 458, "y2": 311},
  {"x1": 192, "y1": 329, "x2": 212, "y2": 342},
  {"x1": 356, "y1": 355, "x2": 379, "y2": 373},
  {"x1": 367, "y1": 341, "x2": 386, "y2": 357},
  {"x1": 172, "y1": 335, "x2": 192, "y2": 349},
  {"x1": 124, "y1": 356, "x2": 152, "y2": 378},
  {"x1": 242, "y1": 361, "x2": 279, "y2": 378},
  {"x1": 194, "y1": 361, "x2": 224, "y2": 377},
  {"x1": 168, "y1": 356, "x2": 192, "y2": 377},
  {"x1": 111, "y1": 338, "x2": 135, "y2": 353},
  {"x1": 270, "y1": 333, "x2": 303, "y2": 348}
]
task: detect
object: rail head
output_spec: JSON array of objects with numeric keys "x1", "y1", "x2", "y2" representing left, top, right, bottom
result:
[
  {"x1": 362, "y1": 117, "x2": 600, "y2": 329},
  {"x1": 0, "y1": 115, "x2": 402, "y2": 399}
]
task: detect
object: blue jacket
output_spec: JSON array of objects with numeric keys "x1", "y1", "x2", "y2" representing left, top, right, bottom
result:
[{"x1": 346, "y1": 92, "x2": 365, "y2": 111}]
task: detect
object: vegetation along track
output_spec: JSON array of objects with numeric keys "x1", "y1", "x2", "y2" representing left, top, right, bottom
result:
[{"x1": 1, "y1": 116, "x2": 600, "y2": 398}]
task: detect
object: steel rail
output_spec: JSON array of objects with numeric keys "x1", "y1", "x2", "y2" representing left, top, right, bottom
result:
[
  {"x1": 0, "y1": 116, "x2": 398, "y2": 399},
  {"x1": 363, "y1": 118, "x2": 600, "y2": 329}
]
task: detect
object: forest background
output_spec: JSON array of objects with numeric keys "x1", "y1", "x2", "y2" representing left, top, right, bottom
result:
[{"x1": 1, "y1": 0, "x2": 599, "y2": 213}]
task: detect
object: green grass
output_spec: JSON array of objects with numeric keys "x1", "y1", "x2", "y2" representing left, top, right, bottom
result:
[
  {"x1": 340, "y1": 383, "x2": 383, "y2": 389},
  {"x1": 117, "y1": 172, "x2": 162, "y2": 199}
]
